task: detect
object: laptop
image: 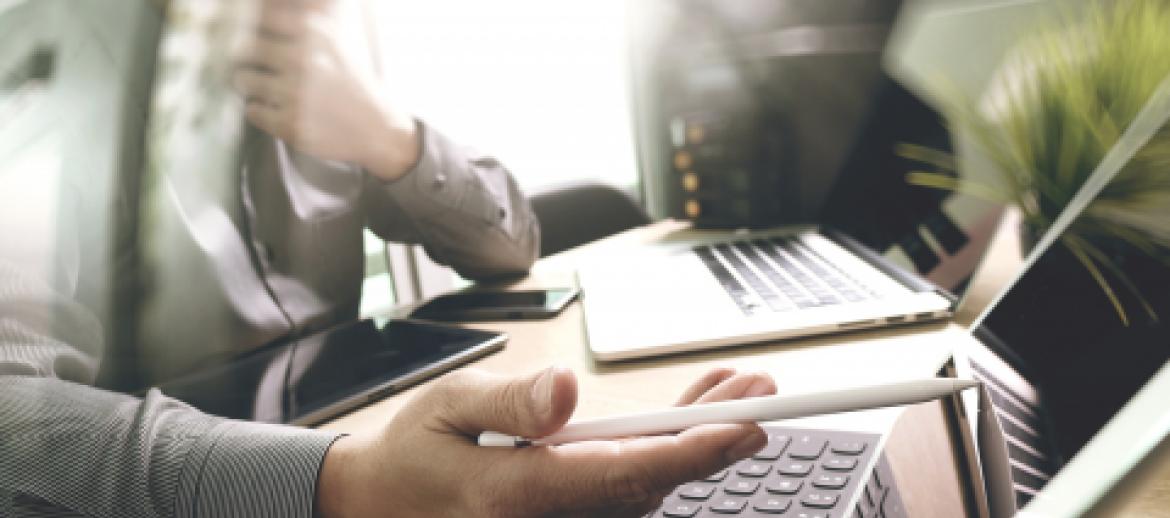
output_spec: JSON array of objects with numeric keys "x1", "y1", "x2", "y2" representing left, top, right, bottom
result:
[
  {"x1": 581, "y1": 81, "x2": 1005, "y2": 361},
  {"x1": 649, "y1": 75, "x2": 1170, "y2": 513}
]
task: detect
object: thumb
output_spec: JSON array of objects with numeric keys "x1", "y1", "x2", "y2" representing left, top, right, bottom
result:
[{"x1": 428, "y1": 366, "x2": 578, "y2": 439}]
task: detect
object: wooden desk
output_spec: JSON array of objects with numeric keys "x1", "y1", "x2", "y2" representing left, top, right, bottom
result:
[
  {"x1": 325, "y1": 217, "x2": 1170, "y2": 516},
  {"x1": 1090, "y1": 436, "x2": 1170, "y2": 517},
  {"x1": 322, "y1": 221, "x2": 989, "y2": 517}
]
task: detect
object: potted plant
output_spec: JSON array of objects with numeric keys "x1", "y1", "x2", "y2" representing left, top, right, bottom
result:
[{"x1": 908, "y1": 0, "x2": 1170, "y2": 324}]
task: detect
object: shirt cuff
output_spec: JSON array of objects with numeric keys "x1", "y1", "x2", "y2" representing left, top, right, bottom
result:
[
  {"x1": 377, "y1": 121, "x2": 489, "y2": 222},
  {"x1": 176, "y1": 420, "x2": 342, "y2": 518}
]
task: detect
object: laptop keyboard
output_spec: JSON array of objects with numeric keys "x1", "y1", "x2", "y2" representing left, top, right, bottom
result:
[
  {"x1": 650, "y1": 426, "x2": 906, "y2": 518},
  {"x1": 694, "y1": 238, "x2": 879, "y2": 316}
]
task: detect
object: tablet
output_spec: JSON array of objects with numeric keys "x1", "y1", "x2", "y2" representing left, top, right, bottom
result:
[{"x1": 159, "y1": 319, "x2": 507, "y2": 425}]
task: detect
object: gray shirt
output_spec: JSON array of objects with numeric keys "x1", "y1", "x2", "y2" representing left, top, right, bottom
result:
[
  {"x1": 0, "y1": 124, "x2": 539, "y2": 517},
  {"x1": 131, "y1": 124, "x2": 539, "y2": 387}
]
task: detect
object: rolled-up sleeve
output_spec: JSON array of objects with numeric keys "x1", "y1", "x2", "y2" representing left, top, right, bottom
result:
[
  {"x1": 363, "y1": 122, "x2": 541, "y2": 280},
  {"x1": 0, "y1": 262, "x2": 341, "y2": 518}
]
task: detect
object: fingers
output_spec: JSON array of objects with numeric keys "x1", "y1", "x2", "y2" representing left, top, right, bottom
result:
[
  {"x1": 234, "y1": 4, "x2": 330, "y2": 76},
  {"x1": 255, "y1": 4, "x2": 305, "y2": 40},
  {"x1": 234, "y1": 69, "x2": 285, "y2": 103},
  {"x1": 693, "y1": 371, "x2": 777, "y2": 404},
  {"x1": 674, "y1": 367, "x2": 737, "y2": 406},
  {"x1": 426, "y1": 367, "x2": 578, "y2": 439},
  {"x1": 236, "y1": 37, "x2": 302, "y2": 76},
  {"x1": 516, "y1": 423, "x2": 767, "y2": 512},
  {"x1": 675, "y1": 368, "x2": 778, "y2": 406},
  {"x1": 235, "y1": 70, "x2": 291, "y2": 134},
  {"x1": 264, "y1": 0, "x2": 333, "y2": 12}
]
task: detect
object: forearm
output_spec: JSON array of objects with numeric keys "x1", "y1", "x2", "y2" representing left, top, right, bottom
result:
[
  {"x1": 364, "y1": 122, "x2": 541, "y2": 280},
  {"x1": 0, "y1": 376, "x2": 339, "y2": 518},
  {"x1": 0, "y1": 261, "x2": 340, "y2": 518},
  {"x1": 359, "y1": 107, "x2": 423, "y2": 183}
]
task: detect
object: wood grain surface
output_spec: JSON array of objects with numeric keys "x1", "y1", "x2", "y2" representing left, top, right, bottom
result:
[{"x1": 319, "y1": 219, "x2": 1170, "y2": 516}]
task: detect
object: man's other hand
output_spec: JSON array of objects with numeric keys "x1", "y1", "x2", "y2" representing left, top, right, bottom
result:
[
  {"x1": 231, "y1": 0, "x2": 420, "y2": 181},
  {"x1": 315, "y1": 366, "x2": 777, "y2": 518}
]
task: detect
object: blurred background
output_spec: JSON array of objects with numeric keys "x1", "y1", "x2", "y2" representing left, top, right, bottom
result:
[
  {"x1": 5, "y1": 2, "x2": 1170, "y2": 515},
  {"x1": 0, "y1": 0, "x2": 1147, "y2": 352},
  {"x1": 371, "y1": 0, "x2": 639, "y2": 195},
  {"x1": 365, "y1": 0, "x2": 933, "y2": 309},
  {"x1": 0, "y1": 0, "x2": 1031, "y2": 318}
]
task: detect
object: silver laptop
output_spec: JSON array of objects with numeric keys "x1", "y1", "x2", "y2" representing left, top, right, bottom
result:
[{"x1": 582, "y1": 82, "x2": 1005, "y2": 361}]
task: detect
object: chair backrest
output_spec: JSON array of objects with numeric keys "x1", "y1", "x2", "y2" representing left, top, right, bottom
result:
[{"x1": 529, "y1": 182, "x2": 651, "y2": 257}]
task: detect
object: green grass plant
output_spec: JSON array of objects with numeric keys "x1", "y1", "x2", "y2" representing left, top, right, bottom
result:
[{"x1": 909, "y1": 0, "x2": 1170, "y2": 323}]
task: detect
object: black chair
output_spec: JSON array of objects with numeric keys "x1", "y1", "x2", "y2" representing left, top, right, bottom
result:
[{"x1": 529, "y1": 182, "x2": 651, "y2": 257}]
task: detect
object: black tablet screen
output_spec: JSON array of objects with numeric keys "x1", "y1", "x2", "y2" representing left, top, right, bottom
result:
[{"x1": 159, "y1": 319, "x2": 504, "y2": 424}]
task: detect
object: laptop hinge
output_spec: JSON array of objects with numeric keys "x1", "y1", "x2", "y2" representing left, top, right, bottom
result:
[{"x1": 823, "y1": 228, "x2": 956, "y2": 303}]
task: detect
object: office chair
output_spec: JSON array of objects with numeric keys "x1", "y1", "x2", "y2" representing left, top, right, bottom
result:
[{"x1": 529, "y1": 181, "x2": 651, "y2": 257}]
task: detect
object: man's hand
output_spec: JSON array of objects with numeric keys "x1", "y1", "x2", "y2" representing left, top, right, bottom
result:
[
  {"x1": 316, "y1": 366, "x2": 777, "y2": 518},
  {"x1": 231, "y1": 0, "x2": 420, "y2": 181}
]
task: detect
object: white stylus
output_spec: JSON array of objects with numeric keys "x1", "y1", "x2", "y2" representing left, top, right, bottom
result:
[{"x1": 478, "y1": 378, "x2": 979, "y2": 447}]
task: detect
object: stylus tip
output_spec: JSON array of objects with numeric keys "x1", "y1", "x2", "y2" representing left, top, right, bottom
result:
[
  {"x1": 478, "y1": 432, "x2": 523, "y2": 447},
  {"x1": 954, "y1": 378, "x2": 981, "y2": 391}
]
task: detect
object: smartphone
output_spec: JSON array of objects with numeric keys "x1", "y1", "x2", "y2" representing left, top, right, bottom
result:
[{"x1": 411, "y1": 288, "x2": 581, "y2": 321}]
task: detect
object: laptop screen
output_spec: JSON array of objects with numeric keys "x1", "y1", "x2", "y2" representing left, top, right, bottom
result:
[
  {"x1": 969, "y1": 209, "x2": 1170, "y2": 507},
  {"x1": 821, "y1": 79, "x2": 1005, "y2": 294}
]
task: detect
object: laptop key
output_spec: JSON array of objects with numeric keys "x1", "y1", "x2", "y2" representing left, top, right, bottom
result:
[
  {"x1": 823, "y1": 457, "x2": 858, "y2": 472},
  {"x1": 734, "y1": 243, "x2": 804, "y2": 312},
  {"x1": 789, "y1": 436, "x2": 828, "y2": 460},
  {"x1": 787, "y1": 240, "x2": 872, "y2": 302},
  {"x1": 725, "y1": 480, "x2": 760, "y2": 495},
  {"x1": 839, "y1": 289, "x2": 868, "y2": 303},
  {"x1": 765, "y1": 478, "x2": 803, "y2": 495},
  {"x1": 771, "y1": 238, "x2": 852, "y2": 305},
  {"x1": 761, "y1": 294, "x2": 793, "y2": 312},
  {"x1": 717, "y1": 245, "x2": 789, "y2": 312},
  {"x1": 704, "y1": 469, "x2": 729, "y2": 482},
  {"x1": 831, "y1": 441, "x2": 867, "y2": 455},
  {"x1": 756, "y1": 241, "x2": 827, "y2": 307},
  {"x1": 677, "y1": 484, "x2": 716, "y2": 501},
  {"x1": 736, "y1": 462, "x2": 772, "y2": 478},
  {"x1": 661, "y1": 502, "x2": 701, "y2": 517},
  {"x1": 807, "y1": 285, "x2": 842, "y2": 305},
  {"x1": 812, "y1": 473, "x2": 850, "y2": 490},
  {"x1": 694, "y1": 247, "x2": 758, "y2": 316},
  {"x1": 777, "y1": 461, "x2": 814, "y2": 476},
  {"x1": 709, "y1": 497, "x2": 747, "y2": 514},
  {"x1": 801, "y1": 491, "x2": 840, "y2": 509},
  {"x1": 753, "y1": 434, "x2": 791, "y2": 460},
  {"x1": 752, "y1": 495, "x2": 793, "y2": 514}
]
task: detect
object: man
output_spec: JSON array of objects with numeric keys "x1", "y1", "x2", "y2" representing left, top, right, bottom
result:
[{"x1": 0, "y1": 1, "x2": 773, "y2": 516}]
